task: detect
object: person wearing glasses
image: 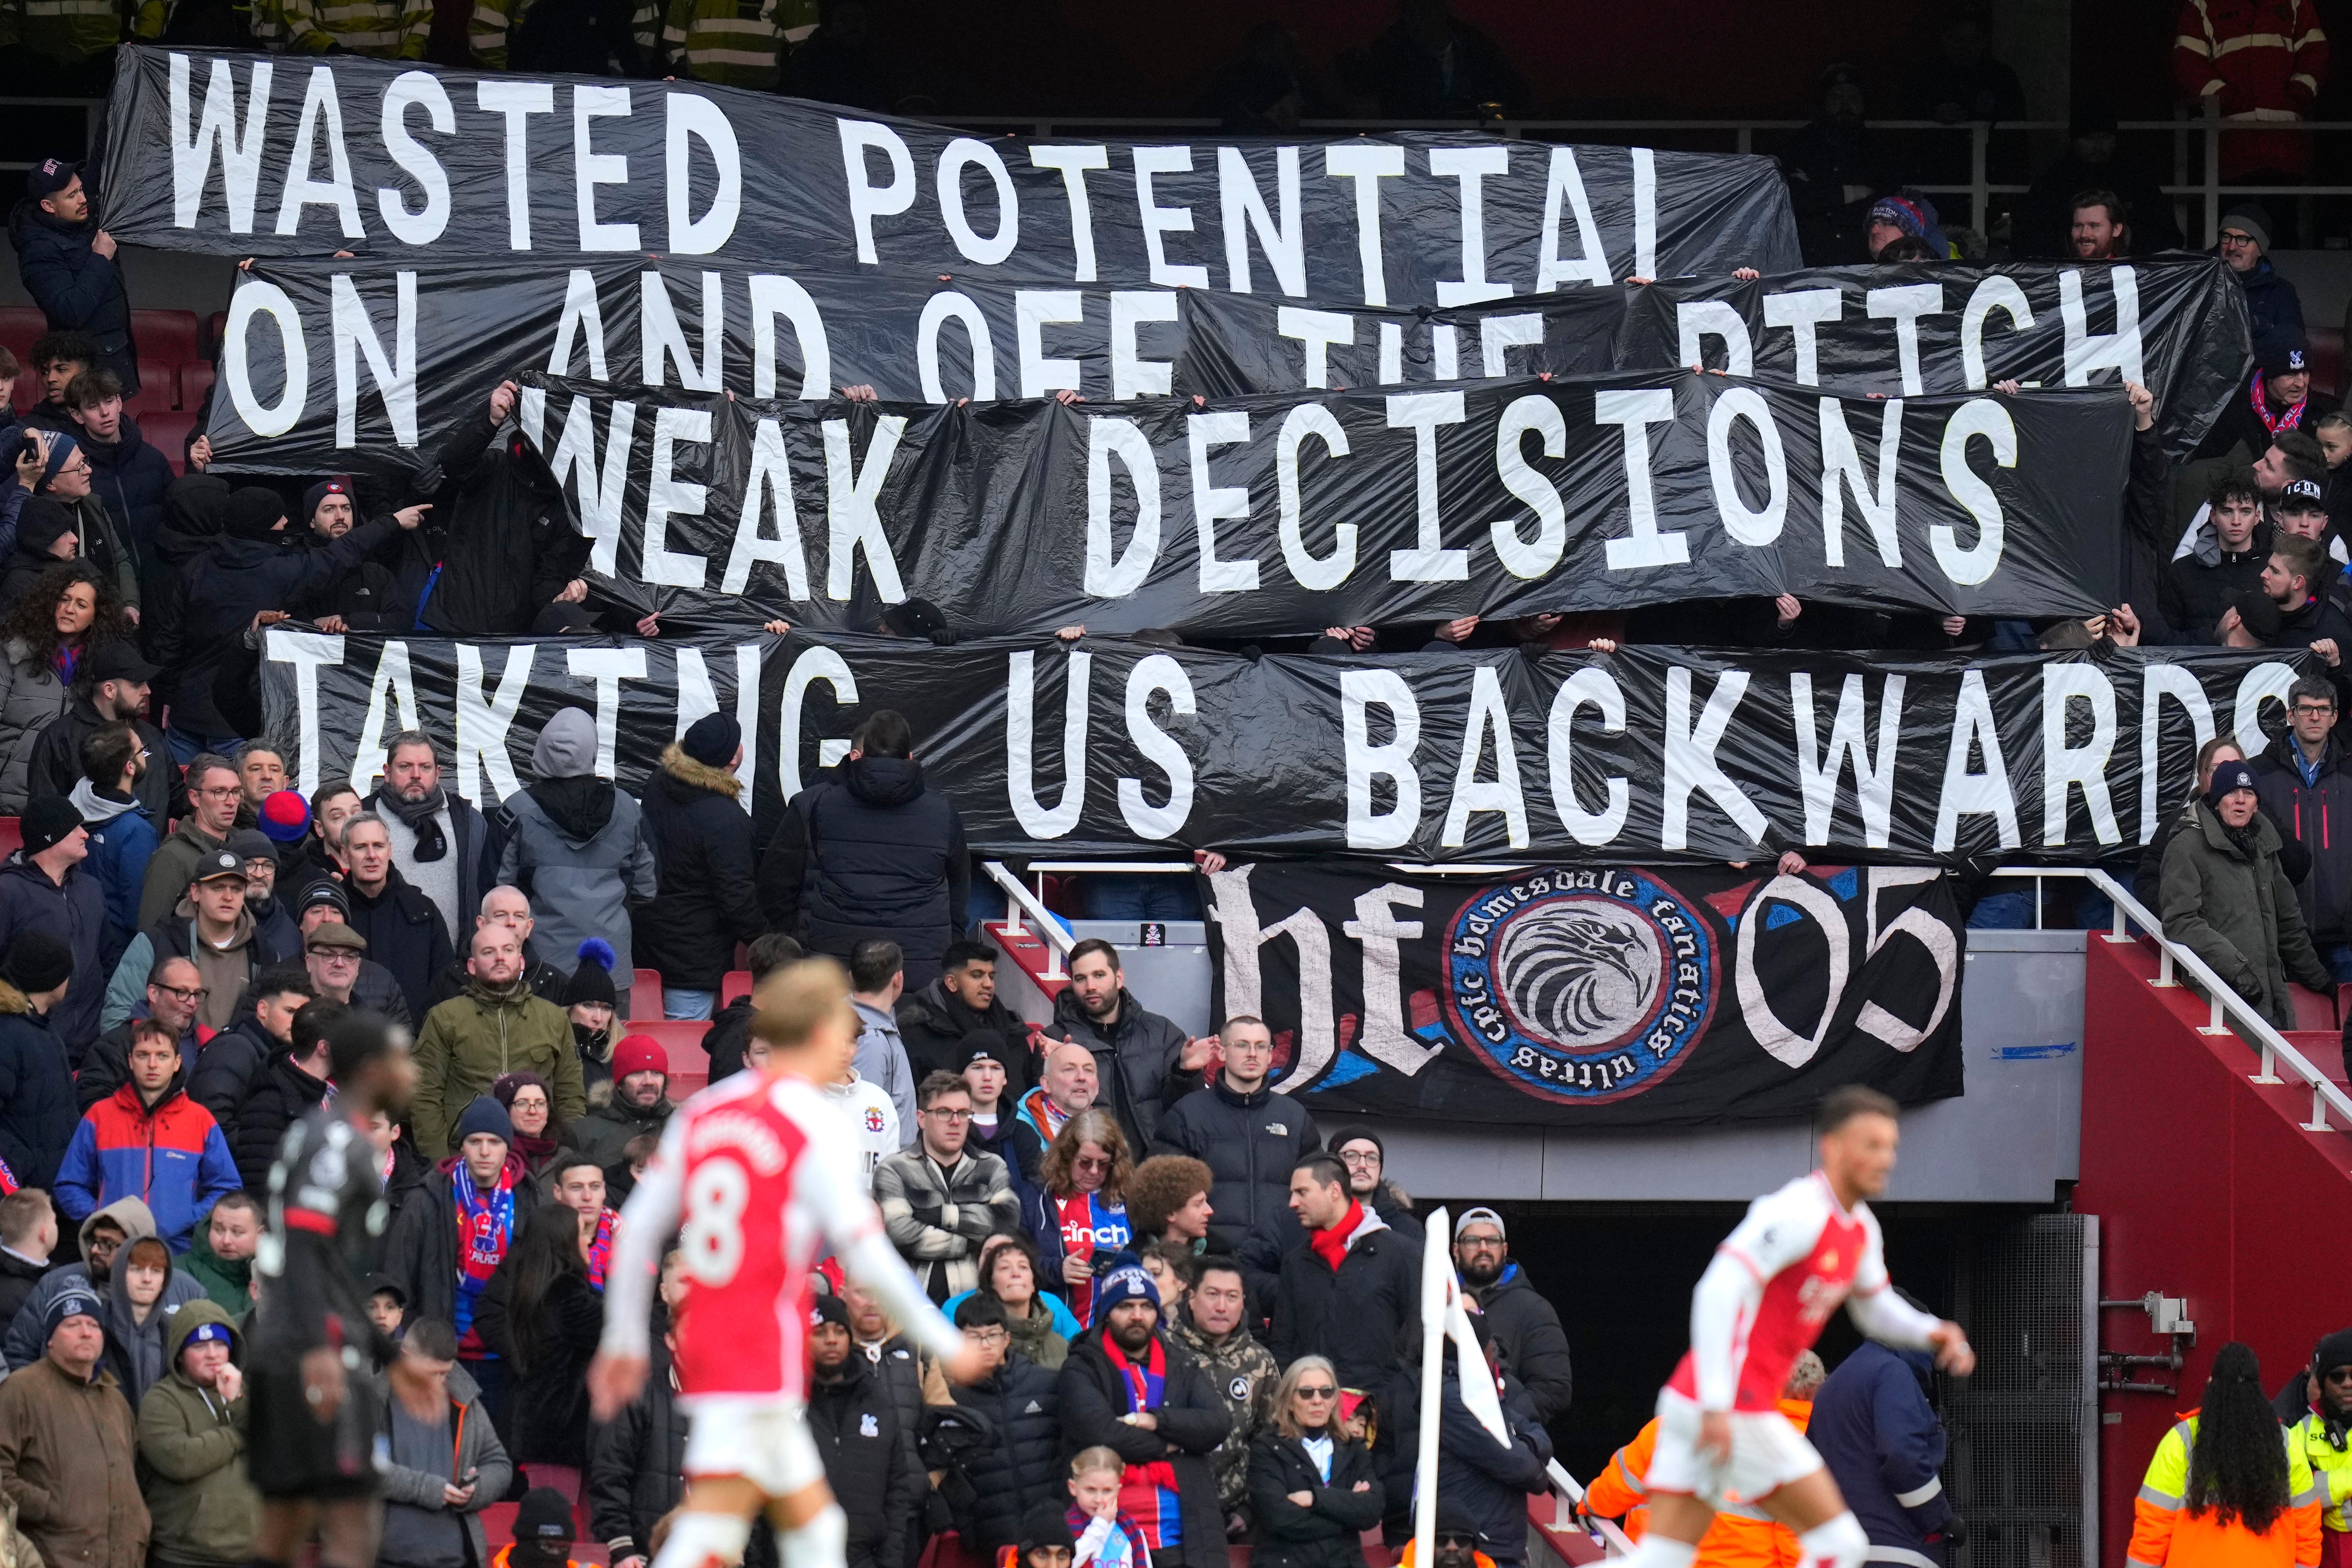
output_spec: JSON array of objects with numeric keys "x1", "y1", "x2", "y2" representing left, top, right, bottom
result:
[
  {"x1": 2253, "y1": 676, "x2": 2352, "y2": 983},
  {"x1": 873, "y1": 1071, "x2": 1020, "y2": 1301},
  {"x1": 135, "y1": 753, "x2": 244, "y2": 930},
  {"x1": 2210, "y1": 203, "x2": 2306, "y2": 367},
  {"x1": 12, "y1": 428, "x2": 140, "y2": 623},
  {"x1": 1451, "y1": 1210, "x2": 1573, "y2": 1425},
  {"x1": 1022, "y1": 1109, "x2": 1135, "y2": 1330},
  {"x1": 945, "y1": 1292, "x2": 1064, "y2": 1561},
  {"x1": 1395, "y1": 1506, "x2": 1494, "y2": 1568},
  {"x1": 1247, "y1": 1355, "x2": 1383, "y2": 1568},
  {"x1": 74, "y1": 953, "x2": 206, "y2": 1113}
]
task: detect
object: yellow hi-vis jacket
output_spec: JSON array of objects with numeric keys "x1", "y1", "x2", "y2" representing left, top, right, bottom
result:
[
  {"x1": 2129, "y1": 1410, "x2": 2323, "y2": 1568},
  {"x1": 279, "y1": 0, "x2": 425, "y2": 55},
  {"x1": 2290, "y1": 1411, "x2": 2352, "y2": 1536},
  {"x1": 660, "y1": 0, "x2": 816, "y2": 88}
]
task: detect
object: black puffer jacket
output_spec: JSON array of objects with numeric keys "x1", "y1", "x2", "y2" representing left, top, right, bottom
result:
[
  {"x1": 1045, "y1": 986, "x2": 1200, "y2": 1155},
  {"x1": 1150, "y1": 1078, "x2": 1321, "y2": 1255},
  {"x1": 1059, "y1": 1326, "x2": 1230, "y2": 1558},
  {"x1": 586, "y1": 1328, "x2": 686, "y2": 1561},
  {"x1": 343, "y1": 868, "x2": 454, "y2": 1022},
  {"x1": 416, "y1": 410, "x2": 589, "y2": 636},
  {"x1": 760, "y1": 756, "x2": 969, "y2": 980},
  {"x1": 228, "y1": 1051, "x2": 329, "y2": 1195},
  {"x1": 807, "y1": 1354, "x2": 925, "y2": 1568},
  {"x1": 186, "y1": 1015, "x2": 281, "y2": 1129},
  {"x1": 895, "y1": 976, "x2": 1035, "y2": 1087},
  {"x1": 1467, "y1": 1264, "x2": 1573, "y2": 1423},
  {"x1": 177, "y1": 516, "x2": 400, "y2": 735},
  {"x1": 7, "y1": 199, "x2": 137, "y2": 394},
  {"x1": 139, "y1": 476, "x2": 226, "y2": 711},
  {"x1": 635, "y1": 744, "x2": 766, "y2": 991},
  {"x1": 1248, "y1": 1428, "x2": 1386, "y2": 1568},
  {"x1": 948, "y1": 1352, "x2": 1063, "y2": 1554}
]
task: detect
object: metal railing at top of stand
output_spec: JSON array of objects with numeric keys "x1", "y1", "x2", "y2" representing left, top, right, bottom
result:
[
  {"x1": 1545, "y1": 1459, "x2": 1637, "y2": 1559},
  {"x1": 1990, "y1": 865, "x2": 2352, "y2": 1139},
  {"x1": 987, "y1": 858, "x2": 2352, "y2": 1141}
]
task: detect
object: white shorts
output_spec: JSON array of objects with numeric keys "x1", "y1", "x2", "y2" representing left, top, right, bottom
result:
[
  {"x1": 1641, "y1": 1389, "x2": 1825, "y2": 1508},
  {"x1": 680, "y1": 1395, "x2": 825, "y2": 1497}
]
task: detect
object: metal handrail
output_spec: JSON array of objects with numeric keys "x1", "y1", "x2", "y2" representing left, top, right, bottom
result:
[
  {"x1": 1989, "y1": 864, "x2": 2352, "y2": 1137},
  {"x1": 1544, "y1": 1459, "x2": 1637, "y2": 1558},
  {"x1": 981, "y1": 859, "x2": 1074, "y2": 979}
]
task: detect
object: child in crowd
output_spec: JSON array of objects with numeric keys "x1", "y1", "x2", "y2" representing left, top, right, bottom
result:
[
  {"x1": 365, "y1": 1273, "x2": 407, "y2": 1341},
  {"x1": 1068, "y1": 1449, "x2": 1152, "y2": 1568}
]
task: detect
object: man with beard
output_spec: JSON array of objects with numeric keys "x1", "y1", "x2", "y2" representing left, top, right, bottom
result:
[
  {"x1": 897, "y1": 941, "x2": 1037, "y2": 1085},
  {"x1": 27, "y1": 640, "x2": 170, "y2": 819},
  {"x1": 368, "y1": 732, "x2": 501, "y2": 946},
  {"x1": 276, "y1": 783, "x2": 363, "y2": 894},
  {"x1": 411, "y1": 923, "x2": 581, "y2": 1160},
  {"x1": 565, "y1": 1036, "x2": 672, "y2": 1174},
  {"x1": 248, "y1": 1010, "x2": 428, "y2": 1568},
  {"x1": 1056, "y1": 1252, "x2": 1229, "y2": 1568},
  {"x1": 2284, "y1": 1328, "x2": 2352, "y2": 1558},
  {"x1": 1452, "y1": 1209, "x2": 1574, "y2": 1423},
  {"x1": 72, "y1": 719, "x2": 161, "y2": 959},
  {"x1": 1044, "y1": 941, "x2": 1211, "y2": 1156},
  {"x1": 286, "y1": 479, "x2": 403, "y2": 631},
  {"x1": 425, "y1": 885, "x2": 566, "y2": 1010}
]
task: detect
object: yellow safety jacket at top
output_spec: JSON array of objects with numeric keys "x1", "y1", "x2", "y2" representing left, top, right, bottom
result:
[
  {"x1": 660, "y1": 0, "x2": 816, "y2": 89},
  {"x1": 278, "y1": 0, "x2": 425, "y2": 56},
  {"x1": 466, "y1": 0, "x2": 658, "y2": 68},
  {"x1": 12, "y1": 0, "x2": 123, "y2": 65},
  {"x1": 2290, "y1": 1411, "x2": 2352, "y2": 1536},
  {"x1": 2130, "y1": 1410, "x2": 2323, "y2": 1568}
]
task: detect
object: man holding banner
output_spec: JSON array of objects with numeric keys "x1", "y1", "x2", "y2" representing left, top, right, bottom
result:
[{"x1": 1609, "y1": 1087, "x2": 1973, "y2": 1568}]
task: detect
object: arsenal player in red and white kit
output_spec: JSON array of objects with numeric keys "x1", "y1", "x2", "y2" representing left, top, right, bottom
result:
[
  {"x1": 589, "y1": 960, "x2": 984, "y2": 1568},
  {"x1": 1619, "y1": 1087, "x2": 1977, "y2": 1568}
]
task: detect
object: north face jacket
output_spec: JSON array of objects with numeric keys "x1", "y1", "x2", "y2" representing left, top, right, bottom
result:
[{"x1": 1151, "y1": 1077, "x2": 1321, "y2": 1256}]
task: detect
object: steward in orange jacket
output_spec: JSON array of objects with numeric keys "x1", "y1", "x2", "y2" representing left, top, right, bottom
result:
[{"x1": 1584, "y1": 1397, "x2": 1816, "y2": 1568}]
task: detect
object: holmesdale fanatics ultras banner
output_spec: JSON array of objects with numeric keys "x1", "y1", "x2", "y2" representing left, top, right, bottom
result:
[
  {"x1": 1201, "y1": 860, "x2": 1965, "y2": 1127},
  {"x1": 257, "y1": 631, "x2": 2316, "y2": 867},
  {"x1": 203, "y1": 255, "x2": 2240, "y2": 473},
  {"x1": 484, "y1": 369, "x2": 2129, "y2": 637},
  {"x1": 100, "y1": 47, "x2": 1798, "y2": 294}
]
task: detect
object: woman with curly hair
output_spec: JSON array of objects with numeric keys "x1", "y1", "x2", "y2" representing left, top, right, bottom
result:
[
  {"x1": 0, "y1": 562, "x2": 124, "y2": 811},
  {"x1": 1021, "y1": 1106, "x2": 1133, "y2": 1327},
  {"x1": 2130, "y1": 1341, "x2": 2321, "y2": 1566}
]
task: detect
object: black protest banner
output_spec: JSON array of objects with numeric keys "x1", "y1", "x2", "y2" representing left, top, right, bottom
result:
[
  {"x1": 502, "y1": 369, "x2": 2126, "y2": 637},
  {"x1": 1176, "y1": 257, "x2": 2250, "y2": 460},
  {"x1": 258, "y1": 631, "x2": 2313, "y2": 866},
  {"x1": 203, "y1": 255, "x2": 2238, "y2": 475},
  {"x1": 102, "y1": 46, "x2": 1798, "y2": 295},
  {"x1": 1201, "y1": 859, "x2": 1964, "y2": 1127}
]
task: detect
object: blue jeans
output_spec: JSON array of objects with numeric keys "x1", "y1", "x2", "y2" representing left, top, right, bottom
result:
[
  {"x1": 166, "y1": 724, "x2": 244, "y2": 769},
  {"x1": 2324, "y1": 943, "x2": 2352, "y2": 984},
  {"x1": 1967, "y1": 889, "x2": 2036, "y2": 930},
  {"x1": 1086, "y1": 875, "x2": 1201, "y2": 921},
  {"x1": 665, "y1": 987, "x2": 715, "y2": 1021}
]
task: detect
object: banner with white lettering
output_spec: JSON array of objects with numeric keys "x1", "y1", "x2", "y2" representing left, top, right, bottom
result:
[
  {"x1": 199, "y1": 255, "x2": 2237, "y2": 473},
  {"x1": 101, "y1": 45, "x2": 1799, "y2": 295},
  {"x1": 1179, "y1": 258, "x2": 2250, "y2": 460},
  {"x1": 488, "y1": 368, "x2": 2127, "y2": 636},
  {"x1": 258, "y1": 631, "x2": 2314, "y2": 866},
  {"x1": 1200, "y1": 859, "x2": 1964, "y2": 1127}
]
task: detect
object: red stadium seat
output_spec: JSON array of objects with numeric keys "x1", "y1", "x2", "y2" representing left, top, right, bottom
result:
[
  {"x1": 721, "y1": 969, "x2": 751, "y2": 1006},
  {"x1": 179, "y1": 360, "x2": 215, "y2": 416},
  {"x1": 0, "y1": 818, "x2": 20, "y2": 861},
  {"x1": 0, "y1": 307, "x2": 44, "y2": 368},
  {"x1": 630, "y1": 968, "x2": 663, "y2": 1020},
  {"x1": 141, "y1": 411, "x2": 197, "y2": 475},
  {"x1": 203, "y1": 311, "x2": 228, "y2": 359},
  {"x1": 6, "y1": 368, "x2": 34, "y2": 421},
  {"x1": 2309, "y1": 325, "x2": 2344, "y2": 401},
  {"x1": 125, "y1": 376, "x2": 177, "y2": 419},
  {"x1": 132, "y1": 308, "x2": 201, "y2": 389}
]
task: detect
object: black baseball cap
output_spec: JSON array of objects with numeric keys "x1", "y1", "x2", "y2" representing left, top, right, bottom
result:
[
  {"x1": 2279, "y1": 478, "x2": 2328, "y2": 513},
  {"x1": 189, "y1": 849, "x2": 249, "y2": 885},
  {"x1": 86, "y1": 642, "x2": 160, "y2": 685}
]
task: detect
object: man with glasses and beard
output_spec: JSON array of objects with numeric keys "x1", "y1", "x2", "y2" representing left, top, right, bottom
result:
[{"x1": 1451, "y1": 1209, "x2": 1574, "y2": 1423}]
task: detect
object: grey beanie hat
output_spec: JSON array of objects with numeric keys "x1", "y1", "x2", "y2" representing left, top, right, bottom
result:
[{"x1": 532, "y1": 707, "x2": 599, "y2": 780}]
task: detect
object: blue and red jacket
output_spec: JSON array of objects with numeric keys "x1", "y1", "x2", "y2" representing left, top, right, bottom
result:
[{"x1": 53, "y1": 1078, "x2": 241, "y2": 1252}]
